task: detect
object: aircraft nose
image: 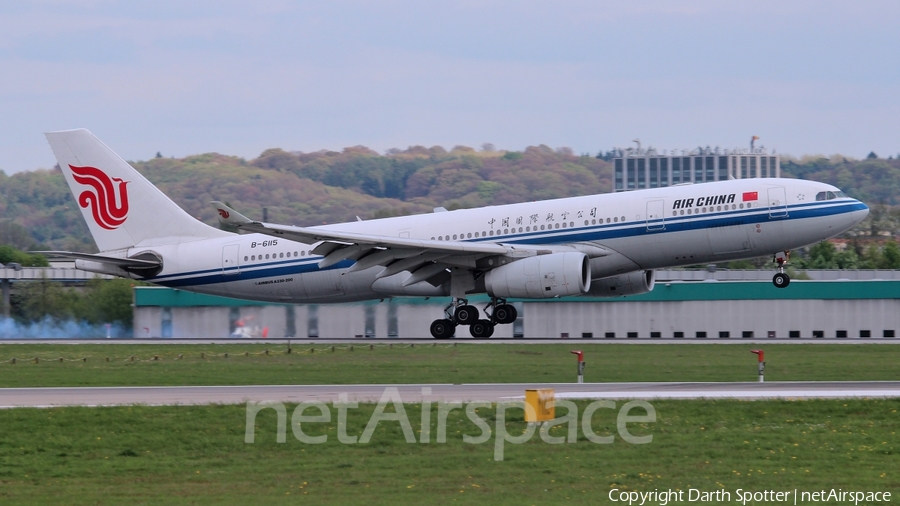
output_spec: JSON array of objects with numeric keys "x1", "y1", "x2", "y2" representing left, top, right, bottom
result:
[{"x1": 850, "y1": 201, "x2": 869, "y2": 226}]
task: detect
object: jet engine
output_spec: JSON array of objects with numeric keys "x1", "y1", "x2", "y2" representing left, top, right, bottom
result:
[
  {"x1": 587, "y1": 270, "x2": 655, "y2": 297},
  {"x1": 484, "y1": 252, "x2": 591, "y2": 298}
]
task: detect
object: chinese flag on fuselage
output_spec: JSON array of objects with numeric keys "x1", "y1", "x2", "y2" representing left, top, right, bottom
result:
[{"x1": 742, "y1": 191, "x2": 758, "y2": 202}]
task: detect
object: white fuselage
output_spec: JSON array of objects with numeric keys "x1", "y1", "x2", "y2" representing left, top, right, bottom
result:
[{"x1": 127, "y1": 178, "x2": 868, "y2": 303}]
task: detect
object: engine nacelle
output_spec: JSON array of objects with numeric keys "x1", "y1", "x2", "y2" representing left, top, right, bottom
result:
[
  {"x1": 587, "y1": 270, "x2": 655, "y2": 297},
  {"x1": 484, "y1": 252, "x2": 591, "y2": 298}
]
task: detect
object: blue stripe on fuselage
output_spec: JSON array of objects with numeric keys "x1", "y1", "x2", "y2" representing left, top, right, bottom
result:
[{"x1": 147, "y1": 200, "x2": 866, "y2": 287}]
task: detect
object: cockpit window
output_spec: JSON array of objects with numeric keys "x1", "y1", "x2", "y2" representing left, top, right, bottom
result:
[{"x1": 817, "y1": 190, "x2": 849, "y2": 201}]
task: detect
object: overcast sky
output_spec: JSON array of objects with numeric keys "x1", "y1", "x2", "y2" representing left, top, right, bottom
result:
[{"x1": 1, "y1": 1, "x2": 897, "y2": 173}]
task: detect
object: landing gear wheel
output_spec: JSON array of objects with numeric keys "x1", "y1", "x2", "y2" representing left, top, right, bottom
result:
[
  {"x1": 430, "y1": 319, "x2": 456, "y2": 339},
  {"x1": 493, "y1": 304, "x2": 517, "y2": 325},
  {"x1": 470, "y1": 320, "x2": 494, "y2": 339},
  {"x1": 454, "y1": 305, "x2": 479, "y2": 326},
  {"x1": 772, "y1": 272, "x2": 790, "y2": 288}
]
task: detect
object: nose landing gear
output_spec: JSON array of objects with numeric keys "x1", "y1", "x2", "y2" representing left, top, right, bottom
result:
[{"x1": 772, "y1": 251, "x2": 790, "y2": 288}]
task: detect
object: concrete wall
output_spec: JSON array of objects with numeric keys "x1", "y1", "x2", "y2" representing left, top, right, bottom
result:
[
  {"x1": 134, "y1": 302, "x2": 519, "y2": 338},
  {"x1": 525, "y1": 299, "x2": 900, "y2": 338},
  {"x1": 135, "y1": 298, "x2": 900, "y2": 339}
]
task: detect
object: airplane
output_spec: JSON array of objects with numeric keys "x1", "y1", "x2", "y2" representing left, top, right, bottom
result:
[{"x1": 44, "y1": 129, "x2": 869, "y2": 338}]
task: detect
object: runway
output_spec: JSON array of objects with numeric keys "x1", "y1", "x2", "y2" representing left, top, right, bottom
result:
[
  {"x1": 1, "y1": 381, "x2": 899, "y2": 408},
  {"x1": 2, "y1": 338, "x2": 899, "y2": 345}
]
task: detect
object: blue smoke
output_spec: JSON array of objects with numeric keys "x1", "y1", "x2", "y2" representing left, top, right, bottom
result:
[{"x1": 0, "y1": 317, "x2": 130, "y2": 338}]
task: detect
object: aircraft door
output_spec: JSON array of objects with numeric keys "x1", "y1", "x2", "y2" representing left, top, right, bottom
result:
[
  {"x1": 767, "y1": 187, "x2": 788, "y2": 218},
  {"x1": 222, "y1": 244, "x2": 240, "y2": 275},
  {"x1": 646, "y1": 200, "x2": 665, "y2": 231}
]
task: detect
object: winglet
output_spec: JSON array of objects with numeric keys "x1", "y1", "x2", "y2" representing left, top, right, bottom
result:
[{"x1": 210, "y1": 201, "x2": 254, "y2": 226}]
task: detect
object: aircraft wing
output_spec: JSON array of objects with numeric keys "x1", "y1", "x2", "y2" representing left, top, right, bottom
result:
[
  {"x1": 212, "y1": 202, "x2": 511, "y2": 285},
  {"x1": 212, "y1": 202, "x2": 612, "y2": 286}
]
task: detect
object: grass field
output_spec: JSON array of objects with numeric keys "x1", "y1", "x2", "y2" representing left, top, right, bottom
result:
[
  {"x1": 0, "y1": 398, "x2": 897, "y2": 505},
  {"x1": 0, "y1": 343, "x2": 898, "y2": 387}
]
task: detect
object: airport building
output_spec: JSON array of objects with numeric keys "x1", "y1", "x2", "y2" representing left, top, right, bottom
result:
[
  {"x1": 613, "y1": 145, "x2": 781, "y2": 192},
  {"x1": 133, "y1": 275, "x2": 900, "y2": 339}
]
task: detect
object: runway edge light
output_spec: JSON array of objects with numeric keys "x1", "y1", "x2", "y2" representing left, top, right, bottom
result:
[
  {"x1": 751, "y1": 349, "x2": 765, "y2": 383},
  {"x1": 570, "y1": 350, "x2": 585, "y2": 384}
]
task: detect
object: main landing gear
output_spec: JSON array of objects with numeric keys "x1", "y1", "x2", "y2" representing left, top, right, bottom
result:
[
  {"x1": 772, "y1": 251, "x2": 790, "y2": 288},
  {"x1": 429, "y1": 298, "x2": 518, "y2": 339}
]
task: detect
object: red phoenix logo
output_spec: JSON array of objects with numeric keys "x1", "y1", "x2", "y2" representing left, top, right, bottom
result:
[
  {"x1": 217, "y1": 208, "x2": 230, "y2": 219},
  {"x1": 70, "y1": 165, "x2": 130, "y2": 230}
]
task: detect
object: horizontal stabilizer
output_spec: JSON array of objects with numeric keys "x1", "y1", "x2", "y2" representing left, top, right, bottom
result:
[{"x1": 37, "y1": 251, "x2": 161, "y2": 268}]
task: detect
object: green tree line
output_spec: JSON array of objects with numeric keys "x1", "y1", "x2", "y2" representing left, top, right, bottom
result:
[
  {"x1": 0, "y1": 144, "x2": 610, "y2": 251},
  {"x1": 794, "y1": 240, "x2": 900, "y2": 270},
  {"x1": 4, "y1": 143, "x2": 900, "y2": 253}
]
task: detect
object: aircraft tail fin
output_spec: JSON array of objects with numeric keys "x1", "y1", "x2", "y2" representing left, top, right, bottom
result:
[{"x1": 45, "y1": 129, "x2": 229, "y2": 252}]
